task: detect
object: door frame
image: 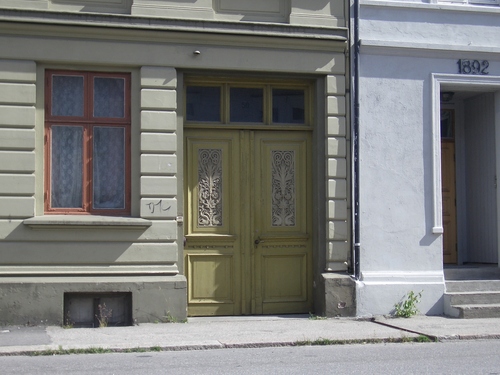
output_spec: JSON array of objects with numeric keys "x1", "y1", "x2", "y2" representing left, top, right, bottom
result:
[
  {"x1": 432, "y1": 74, "x2": 500, "y2": 266},
  {"x1": 182, "y1": 75, "x2": 318, "y2": 315}
]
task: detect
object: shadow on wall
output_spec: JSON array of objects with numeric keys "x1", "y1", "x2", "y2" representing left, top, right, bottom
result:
[
  {"x1": 293, "y1": 0, "x2": 332, "y2": 11},
  {"x1": 420, "y1": 233, "x2": 438, "y2": 247},
  {"x1": 426, "y1": 294, "x2": 444, "y2": 316},
  {"x1": 3, "y1": 222, "x2": 169, "y2": 268},
  {"x1": 214, "y1": 0, "x2": 335, "y2": 22}
]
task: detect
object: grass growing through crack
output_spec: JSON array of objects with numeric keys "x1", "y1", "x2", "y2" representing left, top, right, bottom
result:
[
  {"x1": 30, "y1": 347, "x2": 113, "y2": 356},
  {"x1": 295, "y1": 335, "x2": 436, "y2": 347},
  {"x1": 416, "y1": 335, "x2": 433, "y2": 342},
  {"x1": 24, "y1": 336, "x2": 436, "y2": 357},
  {"x1": 28, "y1": 346, "x2": 170, "y2": 356}
]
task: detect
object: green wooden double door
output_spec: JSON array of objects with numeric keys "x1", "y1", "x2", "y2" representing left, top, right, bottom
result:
[{"x1": 184, "y1": 129, "x2": 312, "y2": 316}]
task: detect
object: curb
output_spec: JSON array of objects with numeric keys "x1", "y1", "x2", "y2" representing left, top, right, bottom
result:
[
  {"x1": 438, "y1": 334, "x2": 500, "y2": 341},
  {"x1": 371, "y1": 318, "x2": 500, "y2": 342},
  {"x1": 371, "y1": 318, "x2": 439, "y2": 342},
  {"x1": 0, "y1": 336, "x2": 436, "y2": 357}
]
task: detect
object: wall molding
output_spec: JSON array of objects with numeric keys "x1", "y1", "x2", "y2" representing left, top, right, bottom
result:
[
  {"x1": 431, "y1": 73, "x2": 500, "y2": 234},
  {"x1": 360, "y1": 270, "x2": 444, "y2": 285}
]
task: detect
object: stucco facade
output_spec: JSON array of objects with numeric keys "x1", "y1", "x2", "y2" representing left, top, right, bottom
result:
[
  {"x1": 0, "y1": 1, "x2": 351, "y2": 325},
  {"x1": 357, "y1": 0, "x2": 500, "y2": 315}
]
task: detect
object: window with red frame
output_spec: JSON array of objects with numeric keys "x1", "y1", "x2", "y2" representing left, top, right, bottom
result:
[{"x1": 45, "y1": 70, "x2": 131, "y2": 215}]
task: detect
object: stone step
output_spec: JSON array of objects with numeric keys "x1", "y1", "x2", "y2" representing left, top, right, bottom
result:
[
  {"x1": 445, "y1": 280, "x2": 500, "y2": 293},
  {"x1": 452, "y1": 304, "x2": 500, "y2": 319},
  {"x1": 444, "y1": 267, "x2": 500, "y2": 280},
  {"x1": 445, "y1": 291, "x2": 500, "y2": 305}
]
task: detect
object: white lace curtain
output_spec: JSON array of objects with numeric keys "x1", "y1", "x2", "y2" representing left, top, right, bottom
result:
[{"x1": 51, "y1": 125, "x2": 83, "y2": 208}]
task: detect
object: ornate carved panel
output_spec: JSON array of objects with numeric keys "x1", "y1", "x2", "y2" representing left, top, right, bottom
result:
[
  {"x1": 198, "y1": 148, "x2": 223, "y2": 227},
  {"x1": 271, "y1": 150, "x2": 295, "y2": 226}
]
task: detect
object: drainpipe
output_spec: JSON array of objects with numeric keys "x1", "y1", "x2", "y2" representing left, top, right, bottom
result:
[{"x1": 351, "y1": 0, "x2": 361, "y2": 279}]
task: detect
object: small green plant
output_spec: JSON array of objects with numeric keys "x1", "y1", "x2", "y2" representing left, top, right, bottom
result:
[
  {"x1": 63, "y1": 311, "x2": 73, "y2": 329},
  {"x1": 416, "y1": 335, "x2": 432, "y2": 342},
  {"x1": 308, "y1": 313, "x2": 327, "y2": 320},
  {"x1": 162, "y1": 311, "x2": 187, "y2": 323},
  {"x1": 96, "y1": 303, "x2": 113, "y2": 328},
  {"x1": 163, "y1": 311, "x2": 177, "y2": 323},
  {"x1": 393, "y1": 290, "x2": 423, "y2": 318},
  {"x1": 400, "y1": 335, "x2": 412, "y2": 343}
]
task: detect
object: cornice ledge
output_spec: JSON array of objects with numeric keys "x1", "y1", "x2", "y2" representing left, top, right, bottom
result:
[
  {"x1": 23, "y1": 215, "x2": 152, "y2": 230},
  {"x1": 360, "y1": 0, "x2": 500, "y2": 15},
  {"x1": 360, "y1": 39, "x2": 500, "y2": 57},
  {"x1": 0, "y1": 8, "x2": 348, "y2": 41}
]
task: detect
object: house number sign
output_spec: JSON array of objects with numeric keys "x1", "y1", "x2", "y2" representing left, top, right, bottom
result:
[{"x1": 457, "y1": 59, "x2": 489, "y2": 75}]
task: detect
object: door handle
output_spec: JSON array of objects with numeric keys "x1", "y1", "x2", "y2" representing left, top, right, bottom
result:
[{"x1": 254, "y1": 238, "x2": 264, "y2": 245}]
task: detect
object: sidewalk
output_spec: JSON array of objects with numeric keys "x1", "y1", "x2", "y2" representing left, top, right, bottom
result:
[{"x1": 1, "y1": 315, "x2": 500, "y2": 356}]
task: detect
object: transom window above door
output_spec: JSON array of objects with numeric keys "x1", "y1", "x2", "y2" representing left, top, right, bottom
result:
[
  {"x1": 44, "y1": 70, "x2": 131, "y2": 215},
  {"x1": 185, "y1": 77, "x2": 312, "y2": 127}
]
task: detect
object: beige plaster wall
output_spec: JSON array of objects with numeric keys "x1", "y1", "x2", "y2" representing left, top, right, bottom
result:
[
  {"x1": 0, "y1": 59, "x2": 186, "y2": 324},
  {"x1": 0, "y1": 61, "x2": 180, "y2": 279},
  {"x1": 0, "y1": 60, "x2": 36, "y2": 220},
  {"x1": 326, "y1": 75, "x2": 350, "y2": 272},
  {"x1": 0, "y1": 14, "x2": 348, "y2": 322},
  {"x1": 0, "y1": 0, "x2": 346, "y2": 27}
]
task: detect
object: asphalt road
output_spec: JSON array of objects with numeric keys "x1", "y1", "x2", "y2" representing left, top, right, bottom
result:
[{"x1": 1, "y1": 340, "x2": 500, "y2": 374}]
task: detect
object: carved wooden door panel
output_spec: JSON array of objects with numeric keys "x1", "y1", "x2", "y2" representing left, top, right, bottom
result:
[
  {"x1": 184, "y1": 129, "x2": 312, "y2": 316},
  {"x1": 184, "y1": 129, "x2": 242, "y2": 316},
  {"x1": 253, "y1": 131, "x2": 313, "y2": 314}
]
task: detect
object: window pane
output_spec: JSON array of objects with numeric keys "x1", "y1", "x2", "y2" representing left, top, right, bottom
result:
[
  {"x1": 52, "y1": 75, "x2": 84, "y2": 117},
  {"x1": 51, "y1": 125, "x2": 83, "y2": 208},
  {"x1": 93, "y1": 126, "x2": 125, "y2": 209},
  {"x1": 441, "y1": 110, "x2": 454, "y2": 139},
  {"x1": 186, "y1": 86, "x2": 221, "y2": 122},
  {"x1": 230, "y1": 87, "x2": 263, "y2": 123},
  {"x1": 272, "y1": 89, "x2": 305, "y2": 124},
  {"x1": 94, "y1": 77, "x2": 125, "y2": 118}
]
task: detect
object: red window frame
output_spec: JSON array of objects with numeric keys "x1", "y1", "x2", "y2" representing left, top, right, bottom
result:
[{"x1": 44, "y1": 70, "x2": 131, "y2": 215}]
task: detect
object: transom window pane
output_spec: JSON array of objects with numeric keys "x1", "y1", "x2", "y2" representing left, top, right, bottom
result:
[
  {"x1": 52, "y1": 75, "x2": 84, "y2": 117},
  {"x1": 186, "y1": 86, "x2": 221, "y2": 122},
  {"x1": 230, "y1": 87, "x2": 263, "y2": 123},
  {"x1": 51, "y1": 125, "x2": 83, "y2": 208},
  {"x1": 94, "y1": 77, "x2": 125, "y2": 118},
  {"x1": 272, "y1": 89, "x2": 305, "y2": 124},
  {"x1": 93, "y1": 126, "x2": 126, "y2": 209}
]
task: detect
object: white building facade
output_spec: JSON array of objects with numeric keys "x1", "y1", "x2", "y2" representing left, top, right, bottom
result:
[{"x1": 357, "y1": 0, "x2": 500, "y2": 315}]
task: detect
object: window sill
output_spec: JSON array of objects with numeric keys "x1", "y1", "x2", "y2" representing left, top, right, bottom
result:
[{"x1": 23, "y1": 215, "x2": 152, "y2": 230}]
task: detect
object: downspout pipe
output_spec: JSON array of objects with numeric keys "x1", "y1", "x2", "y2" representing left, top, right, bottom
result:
[{"x1": 351, "y1": 0, "x2": 361, "y2": 279}]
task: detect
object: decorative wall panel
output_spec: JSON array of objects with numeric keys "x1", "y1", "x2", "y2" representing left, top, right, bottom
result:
[
  {"x1": 271, "y1": 150, "x2": 295, "y2": 227},
  {"x1": 198, "y1": 148, "x2": 223, "y2": 227}
]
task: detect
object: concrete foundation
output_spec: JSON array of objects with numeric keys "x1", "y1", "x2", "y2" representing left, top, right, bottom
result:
[
  {"x1": 0, "y1": 275, "x2": 187, "y2": 326},
  {"x1": 318, "y1": 272, "x2": 356, "y2": 317}
]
